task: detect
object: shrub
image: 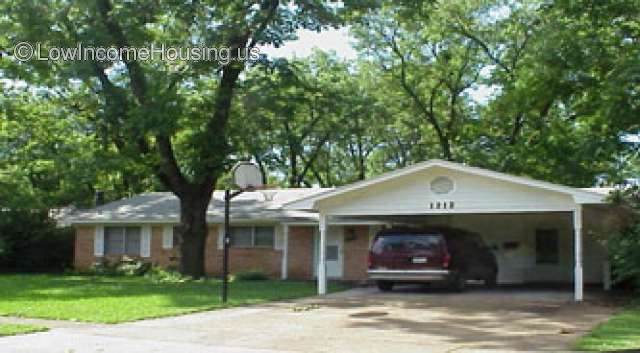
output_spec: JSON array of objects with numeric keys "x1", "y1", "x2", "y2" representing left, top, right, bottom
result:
[
  {"x1": 116, "y1": 258, "x2": 151, "y2": 276},
  {"x1": 144, "y1": 266, "x2": 191, "y2": 283},
  {"x1": 86, "y1": 260, "x2": 119, "y2": 276},
  {"x1": 84, "y1": 258, "x2": 152, "y2": 277},
  {"x1": 608, "y1": 222, "x2": 640, "y2": 290},
  {"x1": 234, "y1": 269, "x2": 268, "y2": 281},
  {"x1": 607, "y1": 187, "x2": 640, "y2": 290},
  {"x1": 0, "y1": 210, "x2": 74, "y2": 272}
]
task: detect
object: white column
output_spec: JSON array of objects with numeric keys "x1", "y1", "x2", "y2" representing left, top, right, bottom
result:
[
  {"x1": 281, "y1": 224, "x2": 289, "y2": 280},
  {"x1": 574, "y1": 205, "x2": 584, "y2": 302},
  {"x1": 318, "y1": 213, "x2": 328, "y2": 295}
]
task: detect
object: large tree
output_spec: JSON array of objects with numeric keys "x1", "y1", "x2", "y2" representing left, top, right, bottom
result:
[
  {"x1": 352, "y1": 0, "x2": 639, "y2": 186},
  {"x1": 1, "y1": 1, "x2": 374, "y2": 277},
  {"x1": 234, "y1": 52, "x2": 347, "y2": 187},
  {"x1": 353, "y1": 1, "x2": 484, "y2": 161}
]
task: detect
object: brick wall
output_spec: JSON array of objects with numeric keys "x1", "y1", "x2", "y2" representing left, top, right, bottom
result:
[
  {"x1": 74, "y1": 226, "x2": 95, "y2": 270},
  {"x1": 204, "y1": 225, "x2": 283, "y2": 278},
  {"x1": 343, "y1": 226, "x2": 370, "y2": 281},
  {"x1": 74, "y1": 224, "x2": 322, "y2": 280},
  {"x1": 287, "y1": 226, "x2": 315, "y2": 280},
  {"x1": 150, "y1": 226, "x2": 180, "y2": 268}
]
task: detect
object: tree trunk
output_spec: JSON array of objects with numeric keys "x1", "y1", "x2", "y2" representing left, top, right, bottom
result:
[{"x1": 178, "y1": 192, "x2": 212, "y2": 278}]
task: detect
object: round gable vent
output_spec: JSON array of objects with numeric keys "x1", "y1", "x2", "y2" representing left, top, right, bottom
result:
[{"x1": 430, "y1": 176, "x2": 454, "y2": 195}]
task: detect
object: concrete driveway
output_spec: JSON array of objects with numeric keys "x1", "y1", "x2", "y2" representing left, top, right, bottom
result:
[{"x1": 0, "y1": 286, "x2": 617, "y2": 353}]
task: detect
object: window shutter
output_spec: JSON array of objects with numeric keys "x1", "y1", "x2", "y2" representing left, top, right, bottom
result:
[
  {"x1": 141, "y1": 225, "x2": 151, "y2": 257},
  {"x1": 217, "y1": 226, "x2": 224, "y2": 250},
  {"x1": 274, "y1": 225, "x2": 284, "y2": 250},
  {"x1": 94, "y1": 225, "x2": 104, "y2": 257},
  {"x1": 162, "y1": 225, "x2": 174, "y2": 249}
]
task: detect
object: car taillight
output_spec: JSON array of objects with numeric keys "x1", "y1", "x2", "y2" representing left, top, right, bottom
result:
[
  {"x1": 367, "y1": 251, "x2": 373, "y2": 269},
  {"x1": 443, "y1": 253, "x2": 451, "y2": 268}
]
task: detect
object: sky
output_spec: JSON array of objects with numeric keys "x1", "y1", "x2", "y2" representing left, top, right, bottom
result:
[{"x1": 259, "y1": 27, "x2": 358, "y2": 60}]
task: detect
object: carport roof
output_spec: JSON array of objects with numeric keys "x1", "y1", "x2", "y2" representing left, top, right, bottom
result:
[{"x1": 285, "y1": 159, "x2": 609, "y2": 211}]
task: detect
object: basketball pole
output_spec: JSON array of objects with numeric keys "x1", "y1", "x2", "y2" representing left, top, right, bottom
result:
[
  {"x1": 222, "y1": 188, "x2": 245, "y2": 304},
  {"x1": 222, "y1": 162, "x2": 264, "y2": 304}
]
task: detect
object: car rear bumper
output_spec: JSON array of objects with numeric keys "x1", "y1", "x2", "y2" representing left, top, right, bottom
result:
[{"x1": 367, "y1": 269, "x2": 451, "y2": 282}]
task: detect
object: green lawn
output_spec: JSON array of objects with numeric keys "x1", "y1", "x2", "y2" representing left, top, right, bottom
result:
[
  {"x1": 0, "y1": 324, "x2": 48, "y2": 337},
  {"x1": 575, "y1": 303, "x2": 640, "y2": 351},
  {"x1": 0, "y1": 274, "x2": 348, "y2": 324}
]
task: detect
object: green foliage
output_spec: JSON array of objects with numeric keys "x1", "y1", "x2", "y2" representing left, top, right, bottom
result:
[
  {"x1": 607, "y1": 187, "x2": 640, "y2": 289},
  {"x1": 0, "y1": 237, "x2": 6, "y2": 256},
  {"x1": 233, "y1": 269, "x2": 268, "y2": 281},
  {"x1": 609, "y1": 223, "x2": 640, "y2": 290},
  {"x1": 1, "y1": 0, "x2": 379, "y2": 276},
  {"x1": 0, "y1": 274, "x2": 349, "y2": 323},
  {"x1": 84, "y1": 258, "x2": 151, "y2": 277},
  {"x1": 347, "y1": 0, "x2": 639, "y2": 186},
  {"x1": 575, "y1": 301, "x2": 640, "y2": 351},
  {"x1": 84, "y1": 260, "x2": 190, "y2": 283},
  {"x1": 0, "y1": 211, "x2": 74, "y2": 272},
  {"x1": 145, "y1": 266, "x2": 192, "y2": 283}
]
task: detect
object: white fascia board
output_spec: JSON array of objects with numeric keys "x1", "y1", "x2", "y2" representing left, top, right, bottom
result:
[
  {"x1": 282, "y1": 220, "x2": 388, "y2": 226},
  {"x1": 69, "y1": 219, "x2": 179, "y2": 225},
  {"x1": 322, "y1": 206, "x2": 578, "y2": 216}
]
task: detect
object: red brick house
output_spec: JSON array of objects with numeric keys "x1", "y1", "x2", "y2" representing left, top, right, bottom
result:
[{"x1": 68, "y1": 160, "x2": 617, "y2": 301}]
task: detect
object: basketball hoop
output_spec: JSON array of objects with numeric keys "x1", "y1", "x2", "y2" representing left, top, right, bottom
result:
[{"x1": 232, "y1": 162, "x2": 264, "y2": 190}]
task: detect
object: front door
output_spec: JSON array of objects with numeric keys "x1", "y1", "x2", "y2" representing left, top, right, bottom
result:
[{"x1": 314, "y1": 226, "x2": 344, "y2": 279}]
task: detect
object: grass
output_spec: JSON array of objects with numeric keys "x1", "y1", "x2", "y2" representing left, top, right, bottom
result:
[
  {"x1": 575, "y1": 301, "x2": 640, "y2": 351},
  {"x1": 0, "y1": 274, "x2": 349, "y2": 324},
  {"x1": 0, "y1": 324, "x2": 48, "y2": 337}
]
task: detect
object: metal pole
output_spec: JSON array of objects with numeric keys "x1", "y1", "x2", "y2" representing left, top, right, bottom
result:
[{"x1": 223, "y1": 189, "x2": 230, "y2": 303}]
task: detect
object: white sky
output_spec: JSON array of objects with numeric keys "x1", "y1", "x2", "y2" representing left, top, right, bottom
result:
[{"x1": 259, "y1": 27, "x2": 358, "y2": 60}]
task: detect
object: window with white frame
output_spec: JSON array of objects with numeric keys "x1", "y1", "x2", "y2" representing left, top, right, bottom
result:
[
  {"x1": 229, "y1": 226, "x2": 275, "y2": 248},
  {"x1": 105, "y1": 226, "x2": 141, "y2": 255}
]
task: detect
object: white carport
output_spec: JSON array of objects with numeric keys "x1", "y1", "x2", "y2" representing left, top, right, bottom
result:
[{"x1": 286, "y1": 160, "x2": 609, "y2": 302}]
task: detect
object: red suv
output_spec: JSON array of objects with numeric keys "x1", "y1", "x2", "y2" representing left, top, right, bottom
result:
[{"x1": 367, "y1": 227, "x2": 497, "y2": 291}]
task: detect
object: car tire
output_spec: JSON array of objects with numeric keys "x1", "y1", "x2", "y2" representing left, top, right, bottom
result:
[
  {"x1": 485, "y1": 275, "x2": 497, "y2": 288},
  {"x1": 448, "y1": 273, "x2": 465, "y2": 292},
  {"x1": 376, "y1": 281, "x2": 394, "y2": 292}
]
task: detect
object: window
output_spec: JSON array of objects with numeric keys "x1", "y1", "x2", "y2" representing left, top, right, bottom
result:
[
  {"x1": 229, "y1": 226, "x2": 275, "y2": 248},
  {"x1": 372, "y1": 234, "x2": 444, "y2": 254},
  {"x1": 105, "y1": 227, "x2": 141, "y2": 256},
  {"x1": 536, "y1": 229, "x2": 559, "y2": 264},
  {"x1": 326, "y1": 245, "x2": 339, "y2": 261},
  {"x1": 254, "y1": 227, "x2": 275, "y2": 247}
]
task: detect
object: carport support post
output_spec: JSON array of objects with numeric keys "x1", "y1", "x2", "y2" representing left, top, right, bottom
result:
[
  {"x1": 318, "y1": 213, "x2": 328, "y2": 295},
  {"x1": 281, "y1": 224, "x2": 289, "y2": 280},
  {"x1": 574, "y1": 205, "x2": 584, "y2": 302}
]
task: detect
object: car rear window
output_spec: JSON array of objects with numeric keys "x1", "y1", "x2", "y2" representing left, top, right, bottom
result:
[{"x1": 372, "y1": 234, "x2": 445, "y2": 253}]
